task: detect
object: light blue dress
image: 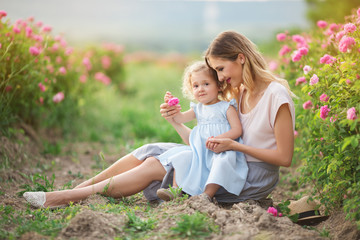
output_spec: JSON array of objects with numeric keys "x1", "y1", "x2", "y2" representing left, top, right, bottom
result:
[{"x1": 157, "y1": 99, "x2": 248, "y2": 196}]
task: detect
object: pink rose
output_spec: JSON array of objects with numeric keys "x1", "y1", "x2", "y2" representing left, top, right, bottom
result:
[
  {"x1": 329, "y1": 23, "x2": 339, "y2": 32},
  {"x1": 292, "y1": 35, "x2": 305, "y2": 44},
  {"x1": 42, "y1": 25, "x2": 52, "y2": 32},
  {"x1": 168, "y1": 97, "x2": 179, "y2": 106},
  {"x1": 303, "y1": 100, "x2": 313, "y2": 110},
  {"x1": 279, "y1": 45, "x2": 291, "y2": 56},
  {"x1": 310, "y1": 74, "x2": 319, "y2": 85},
  {"x1": 320, "y1": 105, "x2": 330, "y2": 119},
  {"x1": 29, "y1": 46, "x2": 40, "y2": 56},
  {"x1": 291, "y1": 50, "x2": 302, "y2": 62},
  {"x1": 267, "y1": 207, "x2": 280, "y2": 217},
  {"x1": 38, "y1": 83, "x2": 46, "y2": 92},
  {"x1": 336, "y1": 30, "x2": 345, "y2": 41},
  {"x1": 319, "y1": 93, "x2": 329, "y2": 102},
  {"x1": 298, "y1": 47, "x2": 308, "y2": 56},
  {"x1": 339, "y1": 36, "x2": 356, "y2": 53},
  {"x1": 344, "y1": 23, "x2": 356, "y2": 33},
  {"x1": 296, "y1": 76, "x2": 307, "y2": 86},
  {"x1": 58, "y1": 67, "x2": 67, "y2": 75},
  {"x1": 79, "y1": 75, "x2": 87, "y2": 83},
  {"x1": 347, "y1": 107, "x2": 357, "y2": 120},
  {"x1": 83, "y1": 57, "x2": 92, "y2": 71},
  {"x1": 101, "y1": 56, "x2": 112, "y2": 69},
  {"x1": 303, "y1": 65, "x2": 311, "y2": 74},
  {"x1": 268, "y1": 61, "x2": 278, "y2": 71},
  {"x1": 53, "y1": 92, "x2": 64, "y2": 103},
  {"x1": 25, "y1": 26, "x2": 32, "y2": 38},
  {"x1": 317, "y1": 20, "x2": 327, "y2": 28},
  {"x1": 94, "y1": 72, "x2": 111, "y2": 85},
  {"x1": 320, "y1": 54, "x2": 336, "y2": 64},
  {"x1": 276, "y1": 33, "x2": 286, "y2": 41},
  {"x1": 0, "y1": 10, "x2": 7, "y2": 19}
]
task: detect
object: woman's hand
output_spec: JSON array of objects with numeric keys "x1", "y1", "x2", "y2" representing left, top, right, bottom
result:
[
  {"x1": 160, "y1": 91, "x2": 181, "y2": 122},
  {"x1": 206, "y1": 137, "x2": 235, "y2": 153}
]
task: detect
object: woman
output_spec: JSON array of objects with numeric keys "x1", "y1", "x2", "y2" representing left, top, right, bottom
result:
[{"x1": 23, "y1": 30, "x2": 295, "y2": 208}]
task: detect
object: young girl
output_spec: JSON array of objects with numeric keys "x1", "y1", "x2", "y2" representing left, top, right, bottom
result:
[{"x1": 155, "y1": 61, "x2": 248, "y2": 201}]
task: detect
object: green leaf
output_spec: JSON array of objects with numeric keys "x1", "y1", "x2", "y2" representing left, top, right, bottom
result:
[
  {"x1": 342, "y1": 137, "x2": 353, "y2": 152},
  {"x1": 350, "y1": 136, "x2": 358, "y2": 148}
]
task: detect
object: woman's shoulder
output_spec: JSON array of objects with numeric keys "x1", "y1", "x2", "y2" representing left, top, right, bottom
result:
[
  {"x1": 266, "y1": 82, "x2": 291, "y2": 99},
  {"x1": 268, "y1": 81, "x2": 287, "y2": 93}
]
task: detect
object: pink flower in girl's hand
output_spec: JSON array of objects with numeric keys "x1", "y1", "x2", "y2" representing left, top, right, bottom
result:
[{"x1": 168, "y1": 97, "x2": 179, "y2": 106}]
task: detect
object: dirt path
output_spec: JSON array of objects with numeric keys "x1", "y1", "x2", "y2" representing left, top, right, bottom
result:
[{"x1": 1, "y1": 137, "x2": 359, "y2": 239}]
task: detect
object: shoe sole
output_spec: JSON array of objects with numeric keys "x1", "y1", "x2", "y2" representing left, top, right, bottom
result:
[{"x1": 156, "y1": 190, "x2": 173, "y2": 201}]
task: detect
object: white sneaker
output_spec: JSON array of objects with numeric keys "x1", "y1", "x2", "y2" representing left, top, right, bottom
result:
[
  {"x1": 23, "y1": 192, "x2": 46, "y2": 208},
  {"x1": 23, "y1": 192, "x2": 66, "y2": 209}
]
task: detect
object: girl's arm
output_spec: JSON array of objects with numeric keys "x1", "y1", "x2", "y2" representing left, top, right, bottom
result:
[
  {"x1": 217, "y1": 105, "x2": 242, "y2": 139},
  {"x1": 207, "y1": 104, "x2": 294, "y2": 167},
  {"x1": 172, "y1": 109, "x2": 196, "y2": 124},
  {"x1": 206, "y1": 105, "x2": 242, "y2": 149}
]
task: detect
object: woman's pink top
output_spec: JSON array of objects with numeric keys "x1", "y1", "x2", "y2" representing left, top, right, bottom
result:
[{"x1": 239, "y1": 82, "x2": 295, "y2": 163}]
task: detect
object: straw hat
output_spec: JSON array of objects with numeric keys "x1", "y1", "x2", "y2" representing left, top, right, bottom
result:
[{"x1": 288, "y1": 196, "x2": 329, "y2": 225}]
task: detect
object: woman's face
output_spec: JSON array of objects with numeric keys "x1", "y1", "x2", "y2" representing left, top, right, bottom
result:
[{"x1": 208, "y1": 55, "x2": 244, "y2": 88}]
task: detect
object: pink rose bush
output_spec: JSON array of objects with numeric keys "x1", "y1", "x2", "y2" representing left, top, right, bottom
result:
[
  {"x1": 0, "y1": 12, "x2": 125, "y2": 134},
  {"x1": 274, "y1": 7, "x2": 360, "y2": 226}
]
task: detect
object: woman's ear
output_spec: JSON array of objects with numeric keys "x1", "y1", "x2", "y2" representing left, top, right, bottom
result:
[{"x1": 237, "y1": 53, "x2": 245, "y2": 64}]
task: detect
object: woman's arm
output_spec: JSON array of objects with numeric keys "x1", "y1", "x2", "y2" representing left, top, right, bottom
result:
[
  {"x1": 207, "y1": 104, "x2": 294, "y2": 167},
  {"x1": 160, "y1": 102, "x2": 192, "y2": 145}
]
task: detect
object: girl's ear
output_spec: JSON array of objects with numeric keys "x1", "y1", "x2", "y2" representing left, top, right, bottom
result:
[{"x1": 237, "y1": 53, "x2": 245, "y2": 64}]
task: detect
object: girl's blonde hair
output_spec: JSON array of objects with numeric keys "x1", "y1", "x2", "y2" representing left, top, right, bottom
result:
[
  {"x1": 205, "y1": 31, "x2": 296, "y2": 100},
  {"x1": 182, "y1": 61, "x2": 232, "y2": 101}
]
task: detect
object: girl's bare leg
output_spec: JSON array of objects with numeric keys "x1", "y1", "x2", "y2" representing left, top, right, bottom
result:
[
  {"x1": 44, "y1": 157, "x2": 166, "y2": 207},
  {"x1": 204, "y1": 184, "x2": 220, "y2": 198},
  {"x1": 172, "y1": 171, "x2": 178, "y2": 188},
  {"x1": 74, "y1": 154, "x2": 142, "y2": 189}
]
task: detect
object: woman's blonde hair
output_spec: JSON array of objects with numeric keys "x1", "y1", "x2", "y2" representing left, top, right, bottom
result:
[
  {"x1": 182, "y1": 61, "x2": 232, "y2": 101},
  {"x1": 205, "y1": 31, "x2": 295, "y2": 100}
]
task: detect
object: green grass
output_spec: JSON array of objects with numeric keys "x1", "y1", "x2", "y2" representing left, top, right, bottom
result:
[{"x1": 70, "y1": 61, "x2": 195, "y2": 152}]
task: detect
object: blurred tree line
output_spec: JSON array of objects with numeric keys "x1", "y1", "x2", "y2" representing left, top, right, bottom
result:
[{"x1": 306, "y1": 0, "x2": 360, "y2": 24}]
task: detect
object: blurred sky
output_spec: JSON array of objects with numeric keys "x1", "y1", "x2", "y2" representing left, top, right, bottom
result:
[{"x1": 1, "y1": 0, "x2": 308, "y2": 52}]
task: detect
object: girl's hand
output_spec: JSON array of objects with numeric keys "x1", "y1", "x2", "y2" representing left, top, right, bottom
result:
[
  {"x1": 206, "y1": 136, "x2": 218, "y2": 151},
  {"x1": 206, "y1": 137, "x2": 235, "y2": 153}
]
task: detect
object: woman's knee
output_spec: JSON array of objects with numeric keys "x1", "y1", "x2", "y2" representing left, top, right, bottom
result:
[{"x1": 143, "y1": 157, "x2": 166, "y2": 179}]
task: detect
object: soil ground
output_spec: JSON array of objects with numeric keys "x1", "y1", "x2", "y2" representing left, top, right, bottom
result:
[{"x1": 0, "y1": 130, "x2": 359, "y2": 240}]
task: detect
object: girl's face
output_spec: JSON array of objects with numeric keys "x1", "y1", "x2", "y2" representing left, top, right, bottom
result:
[
  {"x1": 208, "y1": 55, "x2": 244, "y2": 88},
  {"x1": 191, "y1": 70, "x2": 220, "y2": 105}
]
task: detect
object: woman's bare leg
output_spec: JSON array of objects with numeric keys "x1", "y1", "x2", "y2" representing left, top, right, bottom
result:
[
  {"x1": 74, "y1": 154, "x2": 142, "y2": 189},
  {"x1": 44, "y1": 157, "x2": 166, "y2": 207}
]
